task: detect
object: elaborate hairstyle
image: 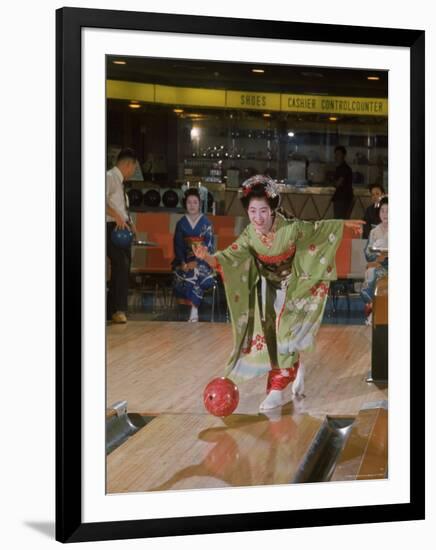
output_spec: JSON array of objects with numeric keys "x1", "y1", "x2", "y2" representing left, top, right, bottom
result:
[
  {"x1": 116, "y1": 148, "x2": 137, "y2": 163},
  {"x1": 182, "y1": 187, "x2": 201, "y2": 209},
  {"x1": 239, "y1": 175, "x2": 280, "y2": 211}
]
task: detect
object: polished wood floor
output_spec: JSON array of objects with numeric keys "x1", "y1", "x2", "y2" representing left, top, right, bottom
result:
[
  {"x1": 106, "y1": 321, "x2": 387, "y2": 494},
  {"x1": 107, "y1": 411, "x2": 324, "y2": 493},
  {"x1": 107, "y1": 322, "x2": 386, "y2": 417},
  {"x1": 332, "y1": 407, "x2": 388, "y2": 482}
]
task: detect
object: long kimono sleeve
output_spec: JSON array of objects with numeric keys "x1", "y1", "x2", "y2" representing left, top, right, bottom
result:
[
  {"x1": 214, "y1": 229, "x2": 267, "y2": 380},
  {"x1": 273, "y1": 219, "x2": 344, "y2": 363},
  {"x1": 213, "y1": 226, "x2": 250, "y2": 273},
  {"x1": 292, "y1": 219, "x2": 344, "y2": 282},
  {"x1": 172, "y1": 220, "x2": 186, "y2": 267},
  {"x1": 204, "y1": 220, "x2": 215, "y2": 255}
]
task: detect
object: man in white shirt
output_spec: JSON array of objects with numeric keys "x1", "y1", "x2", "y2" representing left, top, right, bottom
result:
[{"x1": 106, "y1": 148, "x2": 137, "y2": 323}]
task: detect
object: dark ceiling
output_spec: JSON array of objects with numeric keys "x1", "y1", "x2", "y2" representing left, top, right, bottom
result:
[{"x1": 107, "y1": 55, "x2": 388, "y2": 98}]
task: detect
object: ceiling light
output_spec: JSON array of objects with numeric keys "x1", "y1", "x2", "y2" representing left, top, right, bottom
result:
[
  {"x1": 173, "y1": 108, "x2": 184, "y2": 113},
  {"x1": 113, "y1": 60, "x2": 127, "y2": 65},
  {"x1": 367, "y1": 76, "x2": 380, "y2": 81},
  {"x1": 252, "y1": 69, "x2": 265, "y2": 73},
  {"x1": 329, "y1": 116, "x2": 338, "y2": 121},
  {"x1": 129, "y1": 103, "x2": 141, "y2": 109},
  {"x1": 288, "y1": 131, "x2": 295, "y2": 137},
  {"x1": 263, "y1": 113, "x2": 271, "y2": 118}
]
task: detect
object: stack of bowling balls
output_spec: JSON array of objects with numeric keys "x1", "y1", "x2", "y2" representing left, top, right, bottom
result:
[
  {"x1": 143, "y1": 189, "x2": 161, "y2": 207},
  {"x1": 127, "y1": 188, "x2": 143, "y2": 208},
  {"x1": 162, "y1": 189, "x2": 179, "y2": 208}
]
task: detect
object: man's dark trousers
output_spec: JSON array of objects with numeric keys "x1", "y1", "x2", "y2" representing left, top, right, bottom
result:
[{"x1": 106, "y1": 221, "x2": 131, "y2": 317}]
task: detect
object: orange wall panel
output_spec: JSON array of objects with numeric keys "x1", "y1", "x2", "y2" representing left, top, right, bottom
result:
[{"x1": 335, "y1": 238, "x2": 352, "y2": 278}]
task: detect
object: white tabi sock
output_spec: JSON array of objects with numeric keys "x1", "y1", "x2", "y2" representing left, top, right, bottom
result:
[
  {"x1": 292, "y1": 361, "x2": 305, "y2": 397},
  {"x1": 259, "y1": 389, "x2": 290, "y2": 411},
  {"x1": 188, "y1": 305, "x2": 198, "y2": 321}
]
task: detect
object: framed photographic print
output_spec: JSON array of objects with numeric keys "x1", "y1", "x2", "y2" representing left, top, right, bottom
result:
[{"x1": 56, "y1": 7, "x2": 425, "y2": 543}]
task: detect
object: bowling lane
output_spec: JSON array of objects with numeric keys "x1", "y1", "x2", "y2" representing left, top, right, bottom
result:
[
  {"x1": 106, "y1": 322, "x2": 387, "y2": 417},
  {"x1": 106, "y1": 321, "x2": 267, "y2": 415},
  {"x1": 331, "y1": 406, "x2": 388, "y2": 481},
  {"x1": 107, "y1": 411, "x2": 323, "y2": 493}
]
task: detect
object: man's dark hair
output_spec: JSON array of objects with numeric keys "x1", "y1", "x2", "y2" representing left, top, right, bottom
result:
[
  {"x1": 334, "y1": 145, "x2": 347, "y2": 156},
  {"x1": 116, "y1": 148, "x2": 137, "y2": 163},
  {"x1": 369, "y1": 182, "x2": 385, "y2": 194}
]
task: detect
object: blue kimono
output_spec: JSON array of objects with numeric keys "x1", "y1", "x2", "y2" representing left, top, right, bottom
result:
[{"x1": 172, "y1": 215, "x2": 216, "y2": 307}]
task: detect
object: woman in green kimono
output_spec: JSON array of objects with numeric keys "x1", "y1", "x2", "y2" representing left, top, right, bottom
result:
[{"x1": 194, "y1": 175, "x2": 364, "y2": 411}]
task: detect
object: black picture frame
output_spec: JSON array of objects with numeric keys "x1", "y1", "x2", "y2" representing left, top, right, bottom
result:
[{"x1": 56, "y1": 7, "x2": 425, "y2": 543}]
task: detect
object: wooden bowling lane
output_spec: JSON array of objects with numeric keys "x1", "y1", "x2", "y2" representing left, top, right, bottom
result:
[
  {"x1": 107, "y1": 322, "x2": 387, "y2": 417},
  {"x1": 331, "y1": 406, "x2": 388, "y2": 482},
  {"x1": 107, "y1": 411, "x2": 324, "y2": 494}
]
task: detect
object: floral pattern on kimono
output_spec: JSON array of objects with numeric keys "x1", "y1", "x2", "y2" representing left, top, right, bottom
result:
[
  {"x1": 214, "y1": 212, "x2": 344, "y2": 384},
  {"x1": 172, "y1": 214, "x2": 216, "y2": 307}
]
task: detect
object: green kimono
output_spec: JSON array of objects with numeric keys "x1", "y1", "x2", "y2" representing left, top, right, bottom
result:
[{"x1": 214, "y1": 212, "x2": 344, "y2": 384}]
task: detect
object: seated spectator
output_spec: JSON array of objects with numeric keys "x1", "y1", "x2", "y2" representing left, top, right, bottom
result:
[
  {"x1": 363, "y1": 183, "x2": 385, "y2": 239},
  {"x1": 361, "y1": 196, "x2": 388, "y2": 324},
  {"x1": 172, "y1": 188, "x2": 216, "y2": 322}
]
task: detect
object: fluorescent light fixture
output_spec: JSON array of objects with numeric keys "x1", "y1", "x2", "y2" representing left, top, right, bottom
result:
[
  {"x1": 113, "y1": 60, "x2": 127, "y2": 65},
  {"x1": 252, "y1": 69, "x2": 265, "y2": 73},
  {"x1": 367, "y1": 76, "x2": 380, "y2": 80}
]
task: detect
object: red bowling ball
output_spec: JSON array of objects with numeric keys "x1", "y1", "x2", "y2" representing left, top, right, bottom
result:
[{"x1": 203, "y1": 377, "x2": 239, "y2": 417}]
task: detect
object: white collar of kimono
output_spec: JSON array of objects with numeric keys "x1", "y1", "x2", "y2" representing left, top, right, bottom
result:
[{"x1": 185, "y1": 214, "x2": 202, "y2": 229}]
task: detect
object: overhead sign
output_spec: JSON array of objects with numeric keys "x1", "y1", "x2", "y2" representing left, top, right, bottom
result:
[
  {"x1": 226, "y1": 90, "x2": 281, "y2": 111},
  {"x1": 107, "y1": 80, "x2": 388, "y2": 116},
  {"x1": 155, "y1": 84, "x2": 225, "y2": 107},
  {"x1": 107, "y1": 80, "x2": 154, "y2": 102},
  {"x1": 282, "y1": 94, "x2": 387, "y2": 116}
]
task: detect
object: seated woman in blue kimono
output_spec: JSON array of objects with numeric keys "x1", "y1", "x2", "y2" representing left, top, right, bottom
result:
[
  {"x1": 360, "y1": 196, "x2": 388, "y2": 323},
  {"x1": 172, "y1": 188, "x2": 216, "y2": 322}
]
